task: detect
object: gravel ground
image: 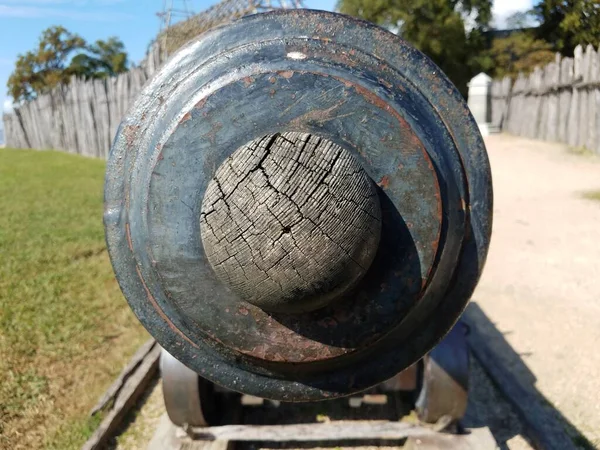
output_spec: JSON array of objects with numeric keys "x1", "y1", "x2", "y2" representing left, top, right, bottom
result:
[
  {"x1": 464, "y1": 358, "x2": 531, "y2": 449},
  {"x1": 471, "y1": 135, "x2": 600, "y2": 448},
  {"x1": 109, "y1": 378, "x2": 165, "y2": 450}
]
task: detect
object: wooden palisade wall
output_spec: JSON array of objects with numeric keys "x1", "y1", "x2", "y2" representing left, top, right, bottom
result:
[
  {"x1": 1, "y1": 43, "x2": 163, "y2": 159},
  {"x1": 1, "y1": 0, "x2": 301, "y2": 158},
  {"x1": 492, "y1": 44, "x2": 600, "y2": 154}
]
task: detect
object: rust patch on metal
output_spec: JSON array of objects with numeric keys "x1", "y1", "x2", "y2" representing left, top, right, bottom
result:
[
  {"x1": 202, "y1": 121, "x2": 223, "y2": 145},
  {"x1": 378, "y1": 78, "x2": 393, "y2": 90},
  {"x1": 210, "y1": 304, "x2": 357, "y2": 363},
  {"x1": 195, "y1": 98, "x2": 207, "y2": 110},
  {"x1": 179, "y1": 112, "x2": 192, "y2": 124},
  {"x1": 421, "y1": 144, "x2": 443, "y2": 224},
  {"x1": 124, "y1": 125, "x2": 140, "y2": 149},
  {"x1": 378, "y1": 175, "x2": 390, "y2": 189},
  {"x1": 288, "y1": 101, "x2": 346, "y2": 128},
  {"x1": 242, "y1": 76, "x2": 254, "y2": 87},
  {"x1": 125, "y1": 222, "x2": 133, "y2": 251},
  {"x1": 278, "y1": 70, "x2": 294, "y2": 79},
  {"x1": 269, "y1": 76, "x2": 277, "y2": 84}
]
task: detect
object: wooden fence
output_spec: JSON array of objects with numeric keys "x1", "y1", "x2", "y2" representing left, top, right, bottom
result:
[
  {"x1": 492, "y1": 44, "x2": 600, "y2": 154},
  {"x1": 1, "y1": 0, "x2": 301, "y2": 158},
  {"x1": 11, "y1": 15, "x2": 594, "y2": 157},
  {"x1": 1, "y1": 43, "x2": 164, "y2": 159}
]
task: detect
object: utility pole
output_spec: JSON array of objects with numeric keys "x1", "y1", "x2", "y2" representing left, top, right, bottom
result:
[{"x1": 157, "y1": 0, "x2": 195, "y2": 50}]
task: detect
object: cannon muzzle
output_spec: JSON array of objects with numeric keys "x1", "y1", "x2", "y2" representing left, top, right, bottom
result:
[{"x1": 104, "y1": 9, "x2": 492, "y2": 402}]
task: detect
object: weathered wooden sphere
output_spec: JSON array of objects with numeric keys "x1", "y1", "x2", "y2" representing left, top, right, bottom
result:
[
  {"x1": 104, "y1": 10, "x2": 493, "y2": 401},
  {"x1": 200, "y1": 132, "x2": 381, "y2": 313}
]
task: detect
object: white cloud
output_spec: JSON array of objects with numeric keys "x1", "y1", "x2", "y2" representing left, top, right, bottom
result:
[
  {"x1": 493, "y1": 0, "x2": 535, "y2": 29},
  {"x1": 3, "y1": 99, "x2": 14, "y2": 113},
  {"x1": 0, "y1": 4, "x2": 132, "y2": 20}
]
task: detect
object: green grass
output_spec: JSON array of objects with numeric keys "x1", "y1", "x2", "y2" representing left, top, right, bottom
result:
[
  {"x1": 568, "y1": 145, "x2": 597, "y2": 157},
  {"x1": 0, "y1": 148, "x2": 148, "y2": 450},
  {"x1": 582, "y1": 190, "x2": 600, "y2": 202}
]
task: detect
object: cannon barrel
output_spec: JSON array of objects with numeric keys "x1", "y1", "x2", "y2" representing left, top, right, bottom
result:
[{"x1": 104, "y1": 9, "x2": 493, "y2": 402}]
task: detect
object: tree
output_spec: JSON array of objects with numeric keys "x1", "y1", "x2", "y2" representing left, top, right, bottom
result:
[
  {"x1": 337, "y1": 0, "x2": 493, "y2": 96},
  {"x1": 534, "y1": 0, "x2": 600, "y2": 56},
  {"x1": 68, "y1": 37, "x2": 128, "y2": 80},
  {"x1": 487, "y1": 32, "x2": 556, "y2": 79},
  {"x1": 7, "y1": 26, "x2": 86, "y2": 102},
  {"x1": 7, "y1": 27, "x2": 129, "y2": 103}
]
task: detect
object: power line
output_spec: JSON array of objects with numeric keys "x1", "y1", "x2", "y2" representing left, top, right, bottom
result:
[
  {"x1": 157, "y1": 0, "x2": 195, "y2": 34},
  {"x1": 156, "y1": 0, "x2": 305, "y2": 57}
]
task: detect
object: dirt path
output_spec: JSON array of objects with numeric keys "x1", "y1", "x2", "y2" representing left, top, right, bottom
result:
[{"x1": 471, "y1": 135, "x2": 600, "y2": 448}]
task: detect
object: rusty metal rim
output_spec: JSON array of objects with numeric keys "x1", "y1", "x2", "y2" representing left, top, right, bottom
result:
[
  {"x1": 104, "y1": 9, "x2": 492, "y2": 400},
  {"x1": 129, "y1": 33, "x2": 464, "y2": 368},
  {"x1": 148, "y1": 68, "x2": 447, "y2": 365},
  {"x1": 133, "y1": 50, "x2": 459, "y2": 371}
]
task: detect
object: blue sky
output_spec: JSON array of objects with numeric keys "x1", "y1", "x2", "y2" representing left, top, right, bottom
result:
[{"x1": 0, "y1": 0, "x2": 533, "y2": 130}]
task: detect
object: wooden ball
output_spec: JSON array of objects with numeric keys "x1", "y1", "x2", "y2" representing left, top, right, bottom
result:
[{"x1": 200, "y1": 132, "x2": 382, "y2": 313}]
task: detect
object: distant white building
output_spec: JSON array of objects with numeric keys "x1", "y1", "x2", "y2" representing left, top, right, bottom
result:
[{"x1": 467, "y1": 72, "x2": 493, "y2": 137}]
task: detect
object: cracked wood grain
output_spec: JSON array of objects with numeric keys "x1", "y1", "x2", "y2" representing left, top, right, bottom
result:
[{"x1": 200, "y1": 132, "x2": 381, "y2": 313}]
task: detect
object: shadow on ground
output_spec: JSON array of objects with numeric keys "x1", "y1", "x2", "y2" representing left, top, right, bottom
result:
[
  {"x1": 464, "y1": 302, "x2": 596, "y2": 450},
  {"x1": 107, "y1": 302, "x2": 597, "y2": 450}
]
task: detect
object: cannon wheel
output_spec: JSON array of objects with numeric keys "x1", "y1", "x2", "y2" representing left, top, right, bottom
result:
[
  {"x1": 161, "y1": 349, "x2": 221, "y2": 427},
  {"x1": 415, "y1": 322, "x2": 469, "y2": 425}
]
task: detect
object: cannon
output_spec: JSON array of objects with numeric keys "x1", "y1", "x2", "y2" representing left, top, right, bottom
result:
[{"x1": 104, "y1": 9, "x2": 492, "y2": 430}]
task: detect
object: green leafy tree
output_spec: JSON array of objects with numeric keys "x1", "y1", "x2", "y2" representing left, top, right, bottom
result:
[
  {"x1": 7, "y1": 26, "x2": 86, "y2": 102},
  {"x1": 337, "y1": 0, "x2": 493, "y2": 96},
  {"x1": 68, "y1": 37, "x2": 128, "y2": 79},
  {"x1": 8, "y1": 28, "x2": 129, "y2": 103},
  {"x1": 487, "y1": 32, "x2": 556, "y2": 79},
  {"x1": 534, "y1": 0, "x2": 600, "y2": 56}
]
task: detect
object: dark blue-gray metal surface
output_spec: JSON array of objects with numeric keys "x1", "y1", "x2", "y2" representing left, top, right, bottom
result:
[{"x1": 104, "y1": 9, "x2": 493, "y2": 401}]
